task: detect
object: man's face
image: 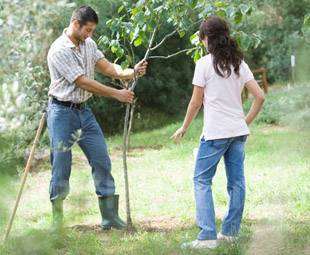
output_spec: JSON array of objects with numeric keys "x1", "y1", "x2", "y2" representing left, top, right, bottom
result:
[{"x1": 74, "y1": 21, "x2": 97, "y2": 42}]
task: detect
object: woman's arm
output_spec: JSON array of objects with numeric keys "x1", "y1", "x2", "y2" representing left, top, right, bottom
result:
[
  {"x1": 244, "y1": 79, "x2": 265, "y2": 125},
  {"x1": 171, "y1": 85, "x2": 204, "y2": 143}
]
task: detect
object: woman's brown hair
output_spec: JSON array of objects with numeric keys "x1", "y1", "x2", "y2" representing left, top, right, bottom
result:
[{"x1": 199, "y1": 16, "x2": 243, "y2": 78}]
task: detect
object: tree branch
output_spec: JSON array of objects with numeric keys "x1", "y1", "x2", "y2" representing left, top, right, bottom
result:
[
  {"x1": 150, "y1": 29, "x2": 177, "y2": 51},
  {"x1": 131, "y1": 27, "x2": 157, "y2": 91},
  {"x1": 109, "y1": 80, "x2": 126, "y2": 88},
  {"x1": 148, "y1": 47, "x2": 199, "y2": 59}
]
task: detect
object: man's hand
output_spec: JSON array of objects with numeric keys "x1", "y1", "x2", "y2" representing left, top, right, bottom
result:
[
  {"x1": 134, "y1": 59, "x2": 148, "y2": 78},
  {"x1": 171, "y1": 126, "x2": 187, "y2": 143},
  {"x1": 114, "y1": 89, "x2": 135, "y2": 104}
]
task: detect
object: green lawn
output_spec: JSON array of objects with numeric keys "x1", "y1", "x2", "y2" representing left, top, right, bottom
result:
[{"x1": 1, "y1": 90, "x2": 309, "y2": 254}]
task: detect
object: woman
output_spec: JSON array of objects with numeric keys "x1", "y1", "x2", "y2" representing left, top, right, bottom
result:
[{"x1": 172, "y1": 16, "x2": 265, "y2": 249}]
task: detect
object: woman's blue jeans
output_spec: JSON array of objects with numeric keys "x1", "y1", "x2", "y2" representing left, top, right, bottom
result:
[{"x1": 194, "y1": 135, "x2": 247, "y2": 240}]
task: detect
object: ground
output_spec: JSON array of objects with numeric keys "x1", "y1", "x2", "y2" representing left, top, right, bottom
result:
[{"x1": 1, "y1": 99, "x2": 309, "y2": 255}]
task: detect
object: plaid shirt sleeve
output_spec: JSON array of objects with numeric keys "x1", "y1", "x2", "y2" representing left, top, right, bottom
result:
[
  {"x1": 49, "y1": 50, "x2": 85, "y2": 83},
  {"x1": 94, "y1": 48, "x2": 105, "y2": 63},
  {"x1": 89, "y1": 38, "x2": 105, "y2": 63}
]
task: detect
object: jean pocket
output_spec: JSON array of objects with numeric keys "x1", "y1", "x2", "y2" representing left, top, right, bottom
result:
[
  {"x1": 212, "y1": 138, "x2": 229, "y2": 149},
  {"x1": 235, "y1": 135, "x2": 248, "y2": 142},
  {"x1": 51, "y1": 103, "x2": 71, "y2": 112}
]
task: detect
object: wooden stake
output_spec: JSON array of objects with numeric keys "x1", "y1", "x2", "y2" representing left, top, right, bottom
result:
[{"x1": 3, "y1": 112, "x2": 46, "y2": 243}]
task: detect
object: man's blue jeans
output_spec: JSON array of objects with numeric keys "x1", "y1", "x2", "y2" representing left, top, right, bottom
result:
[
  {"x1": 47, "y1": 101, "x2": 115, "y2": 201},
  {"x1": 194, "y1": 135, "x2": 247, "y2": 240}
]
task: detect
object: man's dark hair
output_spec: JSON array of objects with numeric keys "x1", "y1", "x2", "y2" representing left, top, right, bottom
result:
[{"x1": 71, "y1": 6, "x2": 98, "y2": 26}]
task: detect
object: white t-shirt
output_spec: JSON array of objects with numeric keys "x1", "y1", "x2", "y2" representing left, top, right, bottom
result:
[{"x1": 192, "y1": 54, "x2": 254, "y2": 140}]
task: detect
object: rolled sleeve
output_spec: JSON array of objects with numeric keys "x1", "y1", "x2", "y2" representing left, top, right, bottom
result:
[
  {"x1": 88, "y1": 38, "x2": 105, "y2": 63},
  {"x1": 49, "y1": 50, "x2": 85, "y2": 83},
  {"x1": 94, "y1": 49, "x2": 105, "y2": 63}
]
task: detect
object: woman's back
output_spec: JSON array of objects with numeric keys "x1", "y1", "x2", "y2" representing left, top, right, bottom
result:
[{"x1": 193, "y1": 54, "x2": 253, "y2": 140}]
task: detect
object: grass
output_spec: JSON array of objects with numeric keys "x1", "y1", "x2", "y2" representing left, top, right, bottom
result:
[{"x1": 0, "y1": 86, "x2": 309, "y2": 254}]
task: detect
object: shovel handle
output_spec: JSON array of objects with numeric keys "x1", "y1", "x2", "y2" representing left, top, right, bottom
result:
[{"x1": 3, "y1": 112, "x2": 46, "y2": 243}]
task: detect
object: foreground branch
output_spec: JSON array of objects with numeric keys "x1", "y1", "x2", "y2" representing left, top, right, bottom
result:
[
  {"x1": 122, "y1": 27, "x2": 158, "y2": 230},
  {"x1": 148, "y1": 47, "x2": 199, "y2": 59},
  {"x1": 150, "y1": 30, "x2": 177, "y2": 51}
]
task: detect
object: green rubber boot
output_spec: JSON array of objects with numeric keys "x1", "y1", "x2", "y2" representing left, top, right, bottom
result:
[
  {"x1": 51, "y1": 199, "x2": 63, "y2": 230},
  {"x1": 99, "y1": 195, "x2": 127, "y2": 230}
]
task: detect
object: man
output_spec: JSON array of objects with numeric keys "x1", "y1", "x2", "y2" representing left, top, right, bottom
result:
[{"x1": 46, "y1": 5, "x2": 147, "y2": 230}]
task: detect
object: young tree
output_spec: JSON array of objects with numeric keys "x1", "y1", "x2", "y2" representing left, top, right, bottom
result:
[{"x1": 98, "y1": 0, "x2": 258, "y2": 230}]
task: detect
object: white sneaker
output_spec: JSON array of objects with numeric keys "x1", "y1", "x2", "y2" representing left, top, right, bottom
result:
[
  {"x1": 217, "y1": 232, "x2": 236, "y2": 242},
  {"x1": 181, "y1": 239, "x2": 218, "y2": 249}
]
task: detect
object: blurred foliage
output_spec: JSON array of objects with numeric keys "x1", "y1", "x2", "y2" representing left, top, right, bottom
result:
[
  {"x1": 0, "y1": 0, "x2": 74, "y2": 174},
  {"x1": 239, "y1": 0, "x2": 310, "y2": 83}
]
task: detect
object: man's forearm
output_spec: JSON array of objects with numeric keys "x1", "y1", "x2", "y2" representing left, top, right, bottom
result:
[
  {"x1": 75, "y1": 75, "x2": 118, "y2": 99},
  {"x1": 111, "y1": 63, "x2": 134, "y2": 80}
]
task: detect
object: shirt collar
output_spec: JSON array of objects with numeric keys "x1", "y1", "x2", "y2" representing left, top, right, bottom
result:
[{"x1": 62, "y1": 28, "x2": 85, "y2": 49}]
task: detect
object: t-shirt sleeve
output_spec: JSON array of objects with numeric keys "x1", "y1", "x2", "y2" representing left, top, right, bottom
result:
[
  {"x1": 49, "y1": 50, "x2": 85, "y2": 83},
  {"x1": 241, "y1": 61, "x2": 254, "y2": 84},
  {"x1": 192, "y1": 59, "x2": 206, "y2": 87}
]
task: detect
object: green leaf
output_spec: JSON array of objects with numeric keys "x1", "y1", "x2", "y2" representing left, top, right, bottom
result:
[
  {"x1": 118, "y1": 5, "x2": 124, "y2": 14},
  {"x1": 236, "y1": 31, "x2": 251, "y2": 50},
  {"x1": 216, "y1": 9, "x2": 226, "y2": 17},
  {"x1": 190, "y1": 0, "x2": 198, "y2": 8},
  {"x1": 130, "y1": 31, "x2": 134, "y2": 42},
  {"x1": 121, "y1": 59, "x2": 129, "y2": 69},
  {"x1": 190, "y1": 32, "x2": 199, "y2": 45},
  {"x1": 193, "y1": 49, "x2": 201, "y2": 63},
  {"x1": 226, "y1": 6, "x2": 235, "y2": 18},
  {"x1": 106, "y1": 19, "x2": 113, "y2": 27},
  {"x1": 234, "y1": 10, "x2": 243, "y2": 24},
  {"x1": 240, "y1": 4, "x2": 250, "y2": 15},
  {"x1": 116, "y1": 47, "x2": 124, "y2": 58},
  {"x1": 130, "y1": 26, "x2": 140, "y2": 43},
  {"x1": 214, "y1": 1, "x2": 226, "y2": 8},
  {"x1": 111, "y1": 46, "x2": 117, "y2": 53},
  {"x1": 98, "y1": 35, "x2": 109, "y2": 46},
  {"x1": 179, "y1": 30, "x2": 186, "y2": 38},
  {"x1": 132, "y1": 7, "x2": 140, "y2": 16},
  {"x1": 134, "y1": 37, "x2": 142, "y2": 47},
  {"x1": 144, "y1": 8, "x2": 151, "y2": 16}
]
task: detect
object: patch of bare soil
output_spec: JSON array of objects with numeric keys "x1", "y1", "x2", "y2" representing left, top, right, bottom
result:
[
  {"x1": 137, "y1": 216, "x2": 185, "y2": 232},
  {"x1": 71, "y1": 216, "x2": 190, "y2": 235},
  {"x1": 110, "y1": 144, "x2": 163, "y2": 159},
  {"x1": 259, "y1": 124, "x2": 290, "y2": 134},
  {"x1": 113, "y1": 144, "x2": 163, "y2": 153}
]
